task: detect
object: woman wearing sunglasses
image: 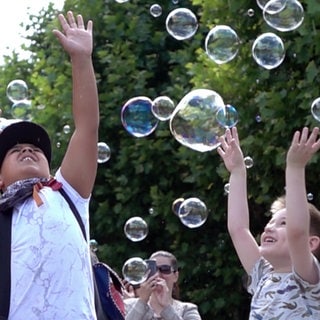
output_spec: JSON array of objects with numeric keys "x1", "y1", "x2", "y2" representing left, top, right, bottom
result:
[{"x1": 124, "y1": 250, "x2": 202, "y2": 319}]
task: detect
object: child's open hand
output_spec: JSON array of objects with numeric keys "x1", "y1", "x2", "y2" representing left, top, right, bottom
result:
[{"x1": 217, "y1": 127, "x2": 245, "y2": 173}]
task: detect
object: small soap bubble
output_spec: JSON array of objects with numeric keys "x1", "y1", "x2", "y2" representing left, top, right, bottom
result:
[
  {"x1": 244, "y1": 156, "x2": 254, "y2": 168},
  {"x1": 165, "y1": 8, "x2": 198, "y2": 40},
  {"x1": 149, "y1": 207, "x2": 154, "y2": 215},
  {"x1": 311, "y1": 97, "x2": 320, "y2": 122},
  {"x1": 224, "y1": 183, "x2": 230, "y2": 194},
  {"x1": 247, "y1": 8, "x2": 255, "y2": 17},
  {"x1": 122, "y1": 257, "x2": 148, "y2": 285},
  {"x1": 252, "y1": 32, "x2": 285, "y2": 70},
  {"x1": 205, "y1": 25, "x2": 240, "y2": 64},
  {"x1": 152, "y1": 96, "x2": 175, "y2": 121},
  {"x1": 263, "y1": 0, "x2": 304, "y2": 32},
  {"x1": 97, "y1": 142, "x2": 111, "y2": 163},
  {"x1": 56, "y1": 142, "x2": 61, "y2": 148},
  {"x1": 150, "y1": 4, "x2": 162, "y2": 17},
  {"x1": 89, "y1": 239, "x2": 99, "y2": 252},
  {"x1": 115, "y1": 0, "x2": 129, "y2": 3},
  {"x1": 121, "y1": 96, "x2": 159, "y2": 137},
  {"x1": 216, "y1": 104, "x2": 239, "y2": 128},
  {"x1": 124, "y1": 216, "x2": 149, "y2": 242},
  {"x1": 256, "y1": 115, "x2": 262, "y2": 122},
  {"x1": 169, "y1": 89, "x2": 226, "y2": 152},
  {"x1": 6, "y1": 79, "x2": 28, "y2": 103},
  {"x1": 178, "y1": 197, "x2": 208, "y2": 228},
  {"x1": 172, "y1": 198, "x2": 185, "y2": 216},
  {"x1": 63, "y1": 124, "x2": 71, "y2": 134},
  {"x1": 11, "y1": 100, "x2": 32, "y2": 120},
  {"x1": 307, "y1": 193, "x2": 314, "y2": 201}
]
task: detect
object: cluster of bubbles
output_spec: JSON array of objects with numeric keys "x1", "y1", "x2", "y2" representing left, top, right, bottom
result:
[
  {"x1": 116, "y1": 0, "x2": 303, "y2": 70},
  {"x1": 5, "y1": 79, "x2": 112, "y2": 164},
  {"x1": 205, "y1": 0, "x2": 304, "y2": 69},
  {"x1": 6, "y1": 79, "x2": 32, "y2": 120},
  {"x1": 121, "y1": 89, "x2": 239, "y2": 153},
  {"x1": 123, "y1": 197, "x2": 208, "y2": 243}
]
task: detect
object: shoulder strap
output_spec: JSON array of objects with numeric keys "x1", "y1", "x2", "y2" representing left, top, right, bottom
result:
[
  {"x1": 0, "y1": 209, "x2": 13, "y2": 319},
  {"x1": 58, "y1": 188, "x2": 87, "y2": 241}
]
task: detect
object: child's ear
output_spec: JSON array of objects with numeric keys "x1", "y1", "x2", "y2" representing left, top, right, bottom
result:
[{"x1": 309, "y1": 236, "x2": 320, "y2": 252}]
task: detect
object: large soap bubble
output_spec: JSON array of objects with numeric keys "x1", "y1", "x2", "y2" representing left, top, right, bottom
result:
[
  {"x1": 205, "y1": 25, "x2": 240, "y2": 64},
  {"x1": 124, "y1": 216, "x2": 149, "y2": 242},
  {"x1": 165, "y1": 8, "x2": 198, "y2": 40},
  {"x1": 121, "y1": 96, "x2": 159, "y2": 137},
  {"x1": 178, "y1": 197, "x2": 208, "y2": 228},
  {"x1": 11, "y1": 100, "x2": 32, "y2": 120},
  {"x1": 169, "y1": 89, "x2": 226, "y2": 152},
  {"x1": 252, "y1": 32, "x2": 285, "y2": 69},
  {"x1": 6, "y1": 79, "x2": 28, "y2": 103},
  {"x1": 122, "y1": 257, "x2": 148, "y2": 285},
  {"x1": 263, "y1": 0, "x2": 304, "y2": 32},
  {"x1": 152, "y1": 96, "x2": 175, "y2": 121}
]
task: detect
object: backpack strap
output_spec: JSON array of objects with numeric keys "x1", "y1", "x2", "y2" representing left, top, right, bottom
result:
[
  {"x1": 58, "y1": 188, "x2": 87, "y2": 241},
  {"x1": 0, "y1": 209, "x2": 13, "y2": 319}
]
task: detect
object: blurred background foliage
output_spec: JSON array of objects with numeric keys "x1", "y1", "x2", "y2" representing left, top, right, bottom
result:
[{"x1": 0, "y1": 0, "x2": 319, "y2": 318}]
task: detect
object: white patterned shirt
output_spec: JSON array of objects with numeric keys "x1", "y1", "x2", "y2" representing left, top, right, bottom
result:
[
  {"x1": 9, "y1": 169, "x2": 96, "y2": 319},
  {"x1": 247, "y1": 257, "x2": 320, "y2": 319}
]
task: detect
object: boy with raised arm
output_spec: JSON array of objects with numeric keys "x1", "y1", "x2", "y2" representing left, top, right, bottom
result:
[{"x1": 0, "y1": 12, "x2": 99, "y2": 319}]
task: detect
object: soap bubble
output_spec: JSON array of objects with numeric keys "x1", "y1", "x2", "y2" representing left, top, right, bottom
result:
[
  {"x1": 205, "y1": 25, "x2": 240, "y2": 64},
  {"x1": 307, "y1": 193, "x2": 314, "y2": 201},
  {"x1": 11, "y1": 100, "x2": 32, "y2": 120},
  {"x1": 216, "y1": 104, "x2": 239, "y2": 128},
  {"x1": 165, "y1": 8, "x2": 198, "y2": 40},
  {"x1": 122, "y1": 257, "x2": 148, "y2": 285},
  {"x1": 224, "y1": 183, "x2": 230, "y2": 194},
  {"x1": 252, "y1": 32, "x2": 285, "y2": 69},
  {"x1": 152, "y1": 96, "x2": 175, "y2": 121},
  {"x1": 263, "y1": 0, "x2": 304, "y2": 32},
  {"x1": 115, "y1": 0, "x2": 129, "y2": 3},
  {"x1": 172, "y1": 198, "x2": 185, "y2": 216},
  {"x1": 89, "y1": 239, "x2": 99, "y2": 252},
  {"x1": 63, "y1": 124, "x2": 71, "y2": 134},
  {"x1": 121, "y1": 96, "x2": 159, "y2": 137},
  {"x1": 244, "y1": 156, "x2": 254, "y2": 168},
  {"x1": 178, "y1": 197, "x2": 208, "y2": 228},
  {"x1": 256, "y1": 0, "x2": 272, "y2": 10},
  {"x1": 6, "y1": 79, "x2": 28, "y2": 103},
  {"x1": 311, "y1": 97, "x2": 320, "y2": 122},
  {"x1": 97, "y1": 142, "x2": 111, "y2": 163},
  {"x1": 170, "y1": 89, "x2": 226, "y2": 152},
  {"x1": 124, "y1": 216, "x2": 149, "y2": 242},
  {"x1": 150, "y1": 4, "x2": 162, "y2": 17}
]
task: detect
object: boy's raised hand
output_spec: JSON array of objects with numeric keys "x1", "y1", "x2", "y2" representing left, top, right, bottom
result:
[
  {"x1": 53, "y1": 11, "x2": 93, "y2": 58},
  {"x1": 287, "y1": 127, "x2": 320, "y2": 168},
  {"x1": 217, "y1": 126, "x2": 245, "y2": 173}
]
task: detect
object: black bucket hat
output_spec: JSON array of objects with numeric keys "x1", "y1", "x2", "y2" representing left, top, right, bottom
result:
[{"x1": 0, "y1": 121, "x2": 51, "y2": 168}]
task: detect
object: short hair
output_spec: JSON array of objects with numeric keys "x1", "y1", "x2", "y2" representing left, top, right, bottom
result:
[{"x1": 270, "y1": 195, "x2": 320, "y2": 260}]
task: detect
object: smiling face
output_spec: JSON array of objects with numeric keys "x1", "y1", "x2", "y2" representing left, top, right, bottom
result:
[
  {"x1": 259, "y1": 209, "x2": 292, "y2": 270},
  {"x1": 0, "y1": 143, "x2": 50, "y2": 190}
]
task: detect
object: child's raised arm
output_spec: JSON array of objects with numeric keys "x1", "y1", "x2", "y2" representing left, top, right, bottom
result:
[
  {"x1": 218, "y1": 127, "x2": 260, "y2": 274},
  {"x1": 53, "y1": 11, "x2": 99, "y2": 198},
  {"x1": 286, "y1": 127, "x2": 320, "y2": 284}
]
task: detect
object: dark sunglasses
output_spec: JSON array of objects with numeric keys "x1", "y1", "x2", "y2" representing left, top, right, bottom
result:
[{"x1": 157, "y1": 264, "x2": 176, "y2": 274}]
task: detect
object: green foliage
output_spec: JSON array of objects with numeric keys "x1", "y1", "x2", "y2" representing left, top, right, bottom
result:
[{"x1": 2, "y1": 0, "x2": 320, "y2": 319}]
